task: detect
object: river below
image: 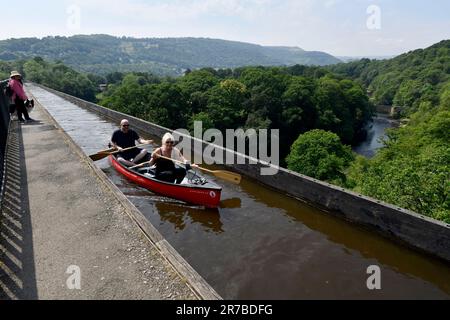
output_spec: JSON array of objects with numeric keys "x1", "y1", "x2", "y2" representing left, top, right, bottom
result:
[{"x1": 353, "y1": 113, "x2": 399, "y2": 158}]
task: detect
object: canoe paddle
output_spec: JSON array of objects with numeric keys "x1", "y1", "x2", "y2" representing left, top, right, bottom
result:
[
  {"x1": 89, "y1": 143, "x2": 152, "y2": 161},
  {"x1": 131, "y1": 155, "x2": 242, "y2": 185}
]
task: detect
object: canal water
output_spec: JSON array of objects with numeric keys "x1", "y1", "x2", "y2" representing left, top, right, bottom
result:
[
  {"x1": 353, "y1": 114, "x2": 398, "y2": 158},
  {"x1": 27, "y1": 84, "x2": 450, "y2": 299}
]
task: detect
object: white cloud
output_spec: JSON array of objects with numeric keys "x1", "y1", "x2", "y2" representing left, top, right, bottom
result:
[
  {"x1": 60, "y1": 0, "x2": 319, "y2": 46},
  {"x1": 70, "y1": 0, "x2": 285, "y2": 22},
  {"x1": 0, "y1": 0, "x2": 448, "y2": 56}
]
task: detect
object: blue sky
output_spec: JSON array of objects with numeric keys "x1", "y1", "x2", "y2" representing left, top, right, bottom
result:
[{"x1": 1, "y1": 0, "x2": 449, "y2": 56}]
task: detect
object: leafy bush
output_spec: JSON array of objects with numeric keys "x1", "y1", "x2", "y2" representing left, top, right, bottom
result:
[{"x1": 286, "y1": 129, "x2": 354, "y2": 183}]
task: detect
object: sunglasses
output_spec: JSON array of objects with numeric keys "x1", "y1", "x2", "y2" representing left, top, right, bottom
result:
[
  {"x1": 122, "y1": 124, "x2": 129, "y2": 127},
  {"x1": 165, "y1": 141, "x2": 174, "y2": 145}
]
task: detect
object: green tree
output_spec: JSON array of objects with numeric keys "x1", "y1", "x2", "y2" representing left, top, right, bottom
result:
[
  {"x1": 203, "y1": 79, "x2": 248, "y2": 131},
  {"x1": 106, "y1": 72, "x2": 124, "y2": 84},
  {"x1": 286, "y1": 129, "x2": 354, "y2": 183},
  {"x1": 101, "y1": 74, "x2": 148, "y2": 114},
  {"x1": 393, "y1": 80, "x2": 423, "y2": 107},
  {"x1": 146, "y1": 82, "x2": 188, "y2": 129},
  {"x1": 23, "y1": 58, "x2": 97, "y2": 101},
  {"x1": 348, "y1": 146, "x2": 449, "y2": 222},
  {"x1": 179, "y1": 69, "x2": 219, "y2": 114},
  {"x1": 240, "y1": 67, "x2": 290, "y2": 128},
  {"x1": 281, "y1": 76, "x2": 317, "y2": 131},
  {"x1": 440, "y1": 81, "x2": 450, "y2": 108}
]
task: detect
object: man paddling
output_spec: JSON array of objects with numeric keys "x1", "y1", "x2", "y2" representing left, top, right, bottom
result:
[{"x1": 111, "y1": 119, "x2": 153, "y2": 166}]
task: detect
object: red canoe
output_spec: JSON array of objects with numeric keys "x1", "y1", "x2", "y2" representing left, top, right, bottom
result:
[{"x1": 110, "y1": 155, "x2": 222, "y2": 208}]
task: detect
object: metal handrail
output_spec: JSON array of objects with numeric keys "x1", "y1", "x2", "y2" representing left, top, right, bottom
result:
[{"x1": 0, "y1": 81, "x2": 11, "y2": 210}]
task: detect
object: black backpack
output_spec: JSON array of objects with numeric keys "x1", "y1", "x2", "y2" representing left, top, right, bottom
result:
[{"x1": 5, "y1": 83, "x2": 13, "y2": 97}]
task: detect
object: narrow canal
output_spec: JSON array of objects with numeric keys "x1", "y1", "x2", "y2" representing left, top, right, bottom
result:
[{"x1": 27, "y1": 84, "x2": 450, "y2": 299}]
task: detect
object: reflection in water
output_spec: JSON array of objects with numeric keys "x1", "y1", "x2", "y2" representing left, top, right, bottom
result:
[
  {"x1": 220, "y1": 197, "x2": 242, "y2": 209},
  {"x1": 156, "y1": 202, "x2": 224, "y2": 234}
]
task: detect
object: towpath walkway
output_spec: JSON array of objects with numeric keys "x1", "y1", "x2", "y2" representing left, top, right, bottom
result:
[{"x1": 0, "y1": 100, "x2": 196, "y2": 300}]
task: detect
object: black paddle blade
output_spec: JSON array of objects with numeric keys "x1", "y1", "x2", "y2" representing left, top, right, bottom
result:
[{"x1": 89, "y1": 148, "x2": 116, "y2": 161}]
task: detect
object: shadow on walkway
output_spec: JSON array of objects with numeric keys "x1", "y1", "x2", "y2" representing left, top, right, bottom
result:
[{"x1": 0, "y1": 122, "x2": 38, "y2": 299}]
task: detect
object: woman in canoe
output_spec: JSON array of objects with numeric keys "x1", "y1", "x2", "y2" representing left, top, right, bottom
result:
[{"x1": 149, "y1": 133, "x2": 197, "y2": 184}]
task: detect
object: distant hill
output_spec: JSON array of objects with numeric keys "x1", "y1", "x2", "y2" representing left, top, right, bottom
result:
[
  {"x1": 329, "y1": 40, "x2": 450, "y2": 110},
  {"x1": 336, "y1": 55, "x2": 395, "y2": 63},
  {"x1": 0, "y1": 34, "x2": 341, "y2": 76}
]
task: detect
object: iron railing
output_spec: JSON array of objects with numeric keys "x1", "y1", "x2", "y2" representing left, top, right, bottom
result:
[{"x1": 0, "y1": 80, "x2": 11, "y2": 209}]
